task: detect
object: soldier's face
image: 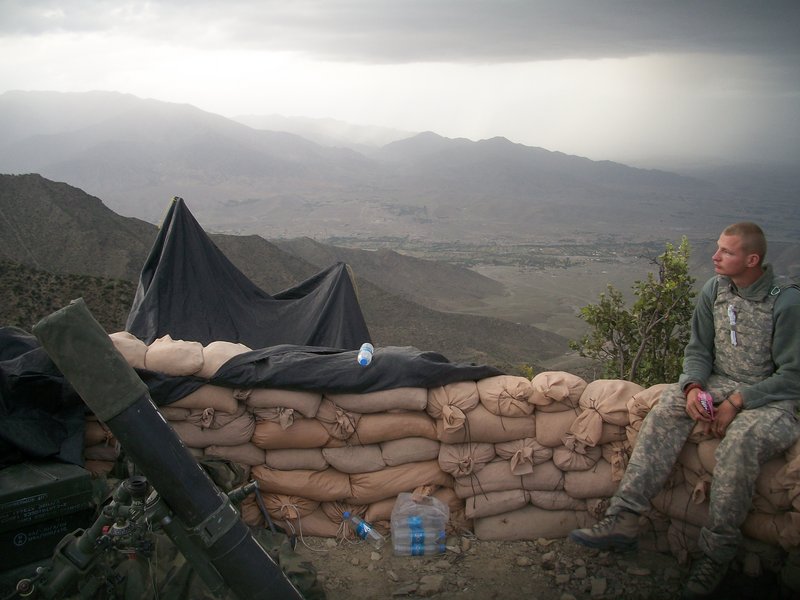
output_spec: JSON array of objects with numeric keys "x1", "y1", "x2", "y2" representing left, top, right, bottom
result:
[{"x1": 712, "y1": 234, "x2": 751, "y2": 278}]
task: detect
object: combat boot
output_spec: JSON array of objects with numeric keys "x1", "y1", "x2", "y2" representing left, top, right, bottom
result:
[
  {"x1": 568, "y1": 509, "x2": 639, "y2": 551},
  {"x1": 681, "y1": 554, "x2": 729, "y2": 599}
]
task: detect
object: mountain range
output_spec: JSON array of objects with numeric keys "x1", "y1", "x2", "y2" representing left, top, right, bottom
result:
[{"x1": 4, "y1": 90, "x2": 796, "y2": 246}]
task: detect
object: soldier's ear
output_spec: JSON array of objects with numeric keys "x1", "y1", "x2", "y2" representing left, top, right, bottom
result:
[{"x1": 745, "y1": 253, "x2": 760, "y2": 268}]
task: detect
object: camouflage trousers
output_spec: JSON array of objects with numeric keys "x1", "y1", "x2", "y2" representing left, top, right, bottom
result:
[{"x1": 608, "y1": 376, "x2": 800, "y2": 563}]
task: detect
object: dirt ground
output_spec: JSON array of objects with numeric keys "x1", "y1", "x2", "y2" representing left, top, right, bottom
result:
[{"x1": 296, "y1": 533, "x2": 787, "y2": 600}]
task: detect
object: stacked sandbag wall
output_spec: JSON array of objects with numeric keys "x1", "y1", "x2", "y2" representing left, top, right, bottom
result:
[{"x1": 97, "y1": 332, "x2": 800, "y2": 569}]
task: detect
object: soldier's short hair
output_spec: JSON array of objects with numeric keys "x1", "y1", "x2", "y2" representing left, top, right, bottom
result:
[{"x1": 724, "y1": 222, "x2": 767, "y2": 265}]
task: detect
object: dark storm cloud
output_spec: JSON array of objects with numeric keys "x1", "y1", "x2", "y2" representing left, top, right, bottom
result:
[{"x1": 3, "y1": 0, "x2": 799, "y2": 64}]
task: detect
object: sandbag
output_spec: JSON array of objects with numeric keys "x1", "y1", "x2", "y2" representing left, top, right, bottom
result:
[
  {"x1": 347, "y1": 460, "x2": 453, "y2": 505},
  {"x1": 170, "y1": 384, "x2": 239, "y2": 412},
  {"x1": 435, "y1": 404, "x2": 535, "y2": 444},
  {"x1": 529, "y1": 371, "x2": 586, "y2": 411},
  {"x1": 325, "y1": 387, "x2": 428, "y2": 413},
  {"x1": 252, "y1": 466, "x2": 352, "y2": 502},
  {"x1": 205, "y1": 442, "x2": 266, "y2": 466},
  {"x1": 322, "y1": 444, "x2": 386, "y2": 474},
  {"x1": 242, "y1": 388, "x2": 323, "y2": 418},
  {"x1": 494, "y1": 438, "x2": 552, "y2": 475},
  {"x1": 476, "y1": 375, "x2": 534, "y2": 417},
  {"x1": 109, "y1": 331, "x2": 148, "y2": 369},
  {"x1": 170, "y1": 411, "x2": 255, "y2": 448},
  {"x1": 354, "y1": 411, "x2": 437, "y2": 444},
  {"x1": 534, "y1": 409, "x2": 580, "y2": 448},
  {"x1": 474, "y1": 506, "x2": 593, "y2": 541},
  {"x1": 264, "y1": 448, "x2": 329, "y2": 471},
  {"x1": 465, "y1": 489, "x2": 529, "y2": 519},
  {"x1": 197, "y1": 340, "x2": 252, "y2": 379},
  {"x1": 252, "y1": 418, "x2": 331, "y2": 450},
  {"x1": 145, "y1": 334, "x2": 204, "y2": 376},
  {"x1": 380, "y1": 437, "x2": 441, "y2": 466},
  {"x1": 438, "y1": 442, "x2": 496, "y2": 477}
]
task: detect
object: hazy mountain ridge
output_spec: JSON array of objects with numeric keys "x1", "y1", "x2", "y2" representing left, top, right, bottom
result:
[
  {"x1": 0, "y1": 174, "x2": 567, "y2": 371},
  {"x1": 0, "y1": 90, "x2": 769, "y2": 244}
]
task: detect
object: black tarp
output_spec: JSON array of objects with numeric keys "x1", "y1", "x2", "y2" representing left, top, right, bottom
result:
[
  {"x1": 1, "y1": 197, "x2": 504, "y2": 466},
  {"x1": 126, "y1": 197, "x2": 371, "y2": 350},
  {"x1": 0, "y1": 327, "x2": 86, "y2": 467}
]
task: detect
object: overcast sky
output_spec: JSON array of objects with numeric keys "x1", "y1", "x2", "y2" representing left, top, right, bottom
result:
[{"x1": 1, "y1": 0, "x2": 798, "y2": 168}]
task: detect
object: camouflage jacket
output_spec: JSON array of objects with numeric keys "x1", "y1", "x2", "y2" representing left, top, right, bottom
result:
[{"x1": 678, "y1": 264, "x2": 800, "y2": 409}]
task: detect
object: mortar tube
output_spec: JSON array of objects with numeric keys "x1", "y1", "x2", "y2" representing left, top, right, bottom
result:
[{"x1": 33, "y1": 299, "x2": 303, "y2": 600}]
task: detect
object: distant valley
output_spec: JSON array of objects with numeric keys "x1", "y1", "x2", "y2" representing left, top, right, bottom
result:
[{"x1": 1, "y1": 91, "x2": 798, "y2": 377}]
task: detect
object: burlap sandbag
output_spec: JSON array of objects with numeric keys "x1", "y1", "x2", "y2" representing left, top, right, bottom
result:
[
  {"x1": 353, "y1": 411, "x2": 437, "y2": 445},
  {"x1": 196, "y1": 340, "x2": 252, "y2": 379},
  {"x1": 552, "y1": 443, "x2": 602, "y2": 472},
  {"x1": 184, "y1": 402, "x2": 248, "y2": 430},
  {"x1": 144, "y1": 334, "x2": 204, "y2": 376},
  {"x1": 426, "y1": 381, "x2": 480, "y2": 433},
  {"x1": 742, "y1": 510, "x2": 800, "y2": 551},
  {"x1": 276, "y1": 506, "x2": 344, "y2": 538},
  {"x1": 520, "y1": 460, "x2": 566, "y2": 492},
  {"x1": 250, "y1": 406, "x2": 298, "y2": 430},
  {"x1": 262, "y1": 494, "x2": 320, "y2": 522},
  {"x1": 626, "y1": 384, "x2": 669, "y2": 431},
  {"x1": 529, "y1": 371, "x2": 586, "y2": 412},
  {"x1": 563, "y1": 458, "x2": 618, "y2": 499},
  {"x1": 315, "y1": 398, "x2": 360, "y2": 441},
  {"x1": 251, "y1": 418, "x2": 331, "y2": 450},
  {"x1": 651, "y1": 484, "x2": 709, "y2": 528},
  {"x1": 83, "y1": 442, "x2": 119, "y2": 462},
  {"x1": 474, "y1": 506, "x2": 593, "y2": 541},
  {"x1": 569, "y1": 379, "x2": 644, "y2": 448},
  {"x1": 84, "y1": 418, "x2": 114, "y2": 446},
  {"x1": 170, "y1": 384, "x2": 239, "y2": 413},
  {"x1": 601, "y1": 440, "x2": 632, "y2": 482},
  {"x1": 205, "y1": 442, "x2": 266, "y2": 466},
  {"x1": 160, "y1": 406, "x2": 191, "y2": 421},
  {"x1": 465, "y1": 489, "x2": 529, "y2": 519},
  {"x1": 264, "y1": 448, "x2": 328, "y2": 471},
  {"x1": 696, "y1": 438, "x2": 720, "y2": 474},
  {"x1": 534, "y1": 409, "x2": 580, "y2": 448},
  {"x1": 109, "y1": 331, "x2": 148, "y2": 369},
  {"x1": 438, "y1": 442, "x2": 496, "y2": 477},
  {"x1": 241, "y1": 388, "x2": 323, "y2": 418},
  {"x1": 527, "y1": 490, "x2": 587, "y2": 511},
  {"x1": 346, "y1": 460, "x2": 453, "y2": 505},
  {"x1": 322, "y1": 444, "x2": 386, "y2": 474},
  {"x1": 775, "y1": 452, "x2": 800, "y2": 512},
  {"x1": 381, "y1": 437, "x2": 441, "y2": 466},
  {"x1": 494, "y1": 438, "x2": 553, "y2": 475},
  {"x1": 325, "y1": 387, "x2": 428, "y2": 413},
  {"x1": 252, "y1": 466, "x2": 352, "y2": 502},
  {"x1": 170, "y1": 411, "x2": 255, "y2": 449},
  {"x1": 476, "y1": 375, "x2": 534, "y2": 417},
  {"x1": 678, "y1": 442, "x2": 711, "y2": 505},
  {"x1": 453, "y1": 458, "x2": 565, "y2": 498},
  {"x1": 435, "y1": 404, "x2": 535, "y2": 444}
]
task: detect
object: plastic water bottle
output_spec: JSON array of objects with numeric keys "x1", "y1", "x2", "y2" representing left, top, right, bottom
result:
[
  {"x1": 357, "y1": 343, "x2": 374, "y2": 366},
  {"x1": 391, "y1": 525, "x2": 447, "y2": 556},
  {"x1": 342, "y1": 511, "x2": 385, "y2": 549},
  {"x1": 391, "y1": 493, "x2": 449, "y2": 556}
]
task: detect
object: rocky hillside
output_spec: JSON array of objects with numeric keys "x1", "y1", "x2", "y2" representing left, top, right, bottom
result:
[{"x1": 0, "y1": 174, "x2": 568, "y2": 372}]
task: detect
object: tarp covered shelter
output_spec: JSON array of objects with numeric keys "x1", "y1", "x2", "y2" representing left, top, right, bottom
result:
[
  {"x1": 1, "y1": 197, "x2": 503, "y2": 466},
  {"x1": 126, "y1": 196, "x2": 371, "y2": 350}
]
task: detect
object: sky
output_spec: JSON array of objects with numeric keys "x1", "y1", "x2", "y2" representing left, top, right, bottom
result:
[{"x1": 1, "y1": 0, "x2": 799, "y2": 168}]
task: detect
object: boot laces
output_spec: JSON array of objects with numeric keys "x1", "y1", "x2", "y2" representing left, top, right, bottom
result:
[
  {"x1": 590, "y1": 514, "x2": 618, "y2": 534},
  {"x1": 688, "y1": 556, "x2": 724, "y2": 592}
]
